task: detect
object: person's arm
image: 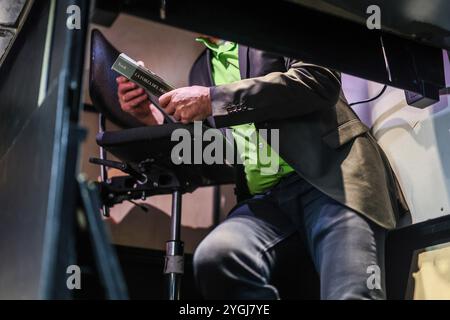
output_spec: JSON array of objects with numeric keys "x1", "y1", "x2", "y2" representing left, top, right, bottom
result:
[
  {"x1": 159, "y1": 59, "x2": 341, "y2": 125},
  {"x1": 210, "y1": 59, "x2": 341, "y2": 128}
]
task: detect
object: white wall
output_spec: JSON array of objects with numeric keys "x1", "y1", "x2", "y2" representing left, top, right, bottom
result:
[{"x1": 343, "y1": 51, "x2": 450, "y2": 223}]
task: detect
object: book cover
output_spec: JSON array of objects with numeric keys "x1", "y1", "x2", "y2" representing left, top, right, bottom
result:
[{"x1": 112, "y1": 53, "x2": 177, "y2": 123}]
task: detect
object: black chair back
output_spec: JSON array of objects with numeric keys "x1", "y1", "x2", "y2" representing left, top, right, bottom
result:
[{"x1": 89, "y1": 29, "x2": 144, "y2": 128}]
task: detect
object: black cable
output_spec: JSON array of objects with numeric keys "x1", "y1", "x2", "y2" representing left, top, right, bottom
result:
[{"x1": 349, "y1": 85, "x2": 388, "y2": 107}]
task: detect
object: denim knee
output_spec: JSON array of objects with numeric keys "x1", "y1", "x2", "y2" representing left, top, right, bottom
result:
[{"x1": 193, "y1": 229, "x2": 240, "y2": 282}]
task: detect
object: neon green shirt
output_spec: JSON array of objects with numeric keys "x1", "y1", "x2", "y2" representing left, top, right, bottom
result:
[{"x1": 197, "y1": 38, "x2": 295, "y2": 194}]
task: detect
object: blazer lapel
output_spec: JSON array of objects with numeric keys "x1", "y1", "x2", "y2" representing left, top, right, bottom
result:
[
  {"x1": 205, "y1": 49, "x2": 215, "y2": 86},
  {"x1": 238, "y1": 45, "x2": 249, "y2": 79},
  {"x1": 205, "y1": 46, "x2": 249, "y2": 83}
]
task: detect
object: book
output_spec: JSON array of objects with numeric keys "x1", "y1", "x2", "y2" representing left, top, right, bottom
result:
[{"x1": 111, "y1": 53, "x2": 177, "y2": 123}]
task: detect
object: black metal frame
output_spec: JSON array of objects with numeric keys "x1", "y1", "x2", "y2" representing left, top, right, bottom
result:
[
  {"x1": 92, "y1": 0, "x2": 446, "y2": 99},
  {"x1": 40, "y1": 0, "x2": 91, "y2": 299},
  {"x1": 91, "y1": 146, "x2": 186, "y2": 300},
  {"x1": 92, "y1": 106, "x2": 188, "y2": 300},
  {"x1": 98, "y1": 113, "x2": 110, "y2": 217},
  {"x1": 77, "y1": 175, "x2": 129, "y2": 299},
  {"x1": 166, "y1": 190, "x2": 184, "y2": 300},
  {"x1": 41, "y1": 0, "x2": 129, "y2": 299}
]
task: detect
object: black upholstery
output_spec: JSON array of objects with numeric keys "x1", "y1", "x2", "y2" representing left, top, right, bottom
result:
[
  {"x1": 97, "y1": 123, "x2": 188, "y2": 151},
  {"x1": 96, "y1": 122, "x2": 235, "y2": 188},
  {"x1": 89, "y1": 29, "x2": 144, "y2": 128}
]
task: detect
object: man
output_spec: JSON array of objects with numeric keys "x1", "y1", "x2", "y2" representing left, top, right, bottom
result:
[{"x1": 116, "y1": 36, "x2": 407, "y2": 299}]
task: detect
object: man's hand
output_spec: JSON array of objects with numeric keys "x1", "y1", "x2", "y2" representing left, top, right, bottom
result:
[
  {"x1": 159, "y1": 86, "x2": 212, "y2": 124},
  {"x1": 116, "y1": 61, "x2": 164, "y2": 126}
]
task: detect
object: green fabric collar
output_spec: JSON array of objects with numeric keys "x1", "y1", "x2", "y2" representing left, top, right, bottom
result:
[{"x1": 196, "y1": 37, "x2": 237, "y2": 55}]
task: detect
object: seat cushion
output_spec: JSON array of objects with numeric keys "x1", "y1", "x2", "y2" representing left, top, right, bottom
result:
[{"x1": 97, "y1": 123, "x2": 235, "y2": 187}]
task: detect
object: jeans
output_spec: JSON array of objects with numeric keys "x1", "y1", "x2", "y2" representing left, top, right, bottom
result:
[{"x1": 193, "y1": 174, "x2": 386, "y2": 300}]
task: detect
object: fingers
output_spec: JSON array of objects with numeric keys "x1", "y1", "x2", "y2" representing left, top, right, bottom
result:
[
  {"x1": 159, "y1": 90, "x2": 174, "y2": 108},
  {"x1": 174, "y1": 105, "x2": 196, "y2": 124},
  {"x1": 164, "y1": 99, "x2": 178, "y2": 116},
  {"x1": 173, "y1": 106, "x2": 182, "y2": 121},
  {"x1": 116, "y1": 76, "x2": 128, "y2": 84},
  {"x1": 117, "y1": 78, "x2": 148, "y2": 108},
  {"x1": 173, "y1": 105, "x2": 185, "y2": 122},
  {"x1": 118, "y1": 81, "x2": 137, "y2": 96},
  {"x1": 123, "y1": 88, "x2": 146, "y2": 103},
  {"x1": 159, "y1": 88, "x2": 208, "y2": 123},
  {"x1": 122, "y1": 94, "x2": 149, "y2": 112},
  {"x1": 149, "y1": 104, "x2": 165, "y2": 125}
]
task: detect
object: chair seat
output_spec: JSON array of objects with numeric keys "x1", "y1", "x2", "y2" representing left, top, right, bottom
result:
[{"x1": 97, "y1": 123, "x2": 235, "y2": 188}]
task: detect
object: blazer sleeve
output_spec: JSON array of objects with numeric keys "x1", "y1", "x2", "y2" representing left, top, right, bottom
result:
[{"x1": 209, "y1": 59, "x2": 341, "y2": 128}]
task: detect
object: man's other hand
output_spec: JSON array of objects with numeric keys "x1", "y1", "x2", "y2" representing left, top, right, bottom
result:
[
  {"x1": 116, "y1": 61, "x2": 164, "y2": 126},
  {"x1": 159, "y1": 86, "x2": 212, "y2": 124}
]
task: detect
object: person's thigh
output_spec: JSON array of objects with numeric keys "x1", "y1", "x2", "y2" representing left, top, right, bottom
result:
[
  {"x1": 302, "y1": 193, "x2": 386, "y2": 300},
  {"x1": 193, "y1": 197, "x2": 298, "y2": 299}
]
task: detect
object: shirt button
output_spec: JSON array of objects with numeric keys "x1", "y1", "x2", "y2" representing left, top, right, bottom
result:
[{"x1": 258, "y1": 142, "x2": 264, "y2": 149}]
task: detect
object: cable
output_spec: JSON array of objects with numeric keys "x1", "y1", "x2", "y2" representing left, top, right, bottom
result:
[{"x1": 349, "y1": 85, "x2": 388, "y2": 107}]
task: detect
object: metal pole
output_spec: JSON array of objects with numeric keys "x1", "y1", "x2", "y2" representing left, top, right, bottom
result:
[
  {"x1": 98, "y1": 113, "x2": 109, "y2": 217},
  {"x1": 212, "y1": 186, "x2": 221, "y2": 227},
  {"x1": 165, "y1": 190, "x2": 184, "y2": 300},
  {"x1": 170, "y1": 190, "x2": 182, "y2": 241}
]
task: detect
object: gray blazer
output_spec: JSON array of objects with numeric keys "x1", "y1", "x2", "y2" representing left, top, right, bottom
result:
[{"x1": 189, "y1": 46, "x2": 408, "y2": 229}]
